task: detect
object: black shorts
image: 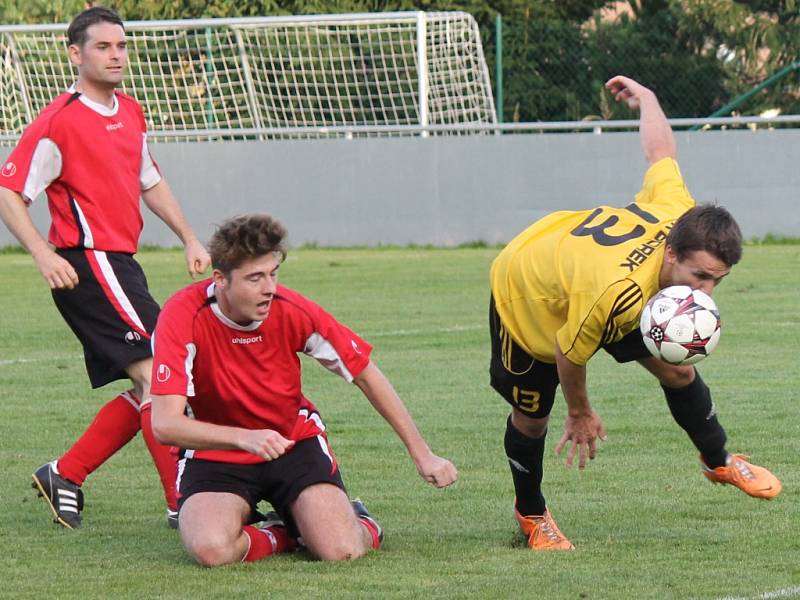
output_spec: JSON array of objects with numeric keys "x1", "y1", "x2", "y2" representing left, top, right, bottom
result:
[
  {"x1": 176, "y1": 436, "x2": 347, "y2": 537},
  {"x1": 489, "y1": 295, "x2": 651, "y2": 418},
  {"x1": 51, "y1": 249, "x2": 159, "y2": 388}
]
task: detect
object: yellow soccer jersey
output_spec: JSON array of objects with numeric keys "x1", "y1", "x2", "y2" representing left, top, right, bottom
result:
[{"x1": 490, "y1": 158, "x2": 695, "y2": 366}]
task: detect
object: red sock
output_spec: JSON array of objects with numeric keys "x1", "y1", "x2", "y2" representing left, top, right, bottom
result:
[
  {"x1": 57, "y1": 391, "x2": 141, "y2": 485},
  {"x1": 140, "y1": 402, "x2": 179, "y2": 510},
  {"x1": 359, "y1": 518, "x2": 382, "y2": 550},
  {"x1": 242, "y1": 524, "x2": 294, "y2": 562}
]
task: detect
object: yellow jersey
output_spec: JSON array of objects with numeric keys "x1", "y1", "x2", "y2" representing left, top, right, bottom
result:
[{"x1": 490, "y1": 158, "x2": 695, "y2": 366}]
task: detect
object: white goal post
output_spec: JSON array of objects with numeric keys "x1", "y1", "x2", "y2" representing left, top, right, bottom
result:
[{"x1": 0, "y1": 11, "x2": 496, "y2": 143}]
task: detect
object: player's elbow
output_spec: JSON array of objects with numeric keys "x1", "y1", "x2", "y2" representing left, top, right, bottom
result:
[{"x1": 150, "y1": 411, "x2": 178, "y2": 445}]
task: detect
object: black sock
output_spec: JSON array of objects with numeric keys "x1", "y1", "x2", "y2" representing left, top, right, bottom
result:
[
  {"x1": 504, "y1": 415, "x2": 546, "y2": 516},
  {"x1": 662, "y1": 371, "x2": 728, "y2": 468}
]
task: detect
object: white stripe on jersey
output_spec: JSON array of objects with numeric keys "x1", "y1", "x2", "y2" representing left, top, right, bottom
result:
[
  {"x1": 140, "y1": 134, "x2": 161, "y2": 190},
  {"x1": 22, "y1": 138, "x2": 62, "y2": 203},
  {"x1": 303, "y1": 332, "x2": 355, "y2": 382},
  {"x1": 299, "y1": 408, "x2": 326, "y2": 432},
  {"x1": 73, "y1": 200, "x2": 94, "y2": 248},
  {"x1": 92, "y1": 250, "x2": 147, "y2": 331},
  {"x1": 184, "y1": 342, "x2": 197, "y2": 396}
]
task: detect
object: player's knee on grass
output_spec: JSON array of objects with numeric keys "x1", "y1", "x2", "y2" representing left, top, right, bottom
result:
[
  {"x1": 292, "y1": 484, "x2": 371, "y2": 561},
  {"x1": 179, "y1": 493, "x2": 252, "y2": 567}
]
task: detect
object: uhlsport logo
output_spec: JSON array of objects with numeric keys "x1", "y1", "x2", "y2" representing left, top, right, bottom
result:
[
  {"x1": 232, "y1": 335, "x2": 263, "y2": 344},
  {"x1": 1, "y1": 162, "x2": 16, "y2": 177},
  {"x1": 124, "y1": 330, "x2": 142, "y2": 345},
  {"x1": 106, "y1": 121, "x2": 124, "y2": 131},
  {"x1": 156, "y1": 364, "x2": 171, "y2": 383}
]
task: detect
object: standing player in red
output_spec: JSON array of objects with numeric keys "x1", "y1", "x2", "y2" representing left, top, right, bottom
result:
[
  {"x1": 149, "y1": 213, "x2": 458, "y2": 565},
  {"x1": 0, "y1": 6, "x2": 211, "y2": 529}
]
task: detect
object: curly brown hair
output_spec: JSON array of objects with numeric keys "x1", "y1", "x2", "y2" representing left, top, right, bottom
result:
[
  {"x1": 208, "y1": 214, "x2": 287, "y2": 276},
  {"x1": 667, "y1": 204, "x2": 742, "y2": 267}
]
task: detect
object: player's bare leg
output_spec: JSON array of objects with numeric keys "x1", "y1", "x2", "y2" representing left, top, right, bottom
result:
[
  {"x1": 291, "y1": 483, "x2": 379, "y2": 560},
  {"x1": 180, "y1": 492, "x2": 294, "y2": 566},
  {"x1": 179, "y1": 492, "x2": 251, "y2": 566}
]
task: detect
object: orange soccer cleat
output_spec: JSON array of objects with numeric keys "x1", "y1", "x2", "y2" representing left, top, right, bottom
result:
[
  {"x1": 514, "y1": 504, "x2": 575, "y2": 551},
  {"x1": 702, "y1": 453, "x2": 782, "y2": 499}
]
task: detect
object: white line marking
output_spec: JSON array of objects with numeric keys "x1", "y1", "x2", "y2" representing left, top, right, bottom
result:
[
  {"x1": 0, "y1": 354, "x2": 83, "y2": 367},
  {"x1": 370, "y1": 324, "x2": 483, "y2": 337},
  {"x1": 717, "y1": 586, "x2": 800, "y2": 600},
  {"x1": 0, "y1": 324, "x2": 483, "y2": 368}
]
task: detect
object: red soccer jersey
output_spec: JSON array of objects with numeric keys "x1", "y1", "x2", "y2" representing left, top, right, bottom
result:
[
  {"x1": 150, "y1": 280, "x2": 373, "y2": 464},
  {"x1": 0, "y1": 90, "x2": 161, "y2": 253}
]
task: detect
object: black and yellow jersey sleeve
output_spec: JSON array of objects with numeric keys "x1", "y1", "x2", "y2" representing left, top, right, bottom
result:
[{"x1": 556, "y1": 280, "x2": 645, "y2": 366}]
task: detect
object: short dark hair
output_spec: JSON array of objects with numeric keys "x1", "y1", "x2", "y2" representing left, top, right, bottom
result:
[
  {"x1": 667, "y1": 204, "x2": 743, "y2": 266},
  {"x1": 209, "y1": 214, "x2": 288, "y2": 276},
  {"x1": 67, "y1": 6, "x2": 124, "y2": 47}
]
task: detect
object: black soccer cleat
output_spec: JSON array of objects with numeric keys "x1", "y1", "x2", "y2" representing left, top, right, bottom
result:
[
  {"x1": 352, "y1": 498, "x2": 383, "y2": 544},
  {"x1": 166, "y1": 508, "x2": 179, "y2": 529},
  {"x1": 31, "y1": 461, "x2": 84, "y2": 529}
]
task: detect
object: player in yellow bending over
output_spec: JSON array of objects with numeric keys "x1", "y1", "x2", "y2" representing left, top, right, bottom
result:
[{"x1": 489, "y1": 75, "x2": 782, "y2": 551}]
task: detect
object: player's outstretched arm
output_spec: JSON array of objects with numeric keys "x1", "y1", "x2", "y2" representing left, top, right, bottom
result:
[
  {"x1": 605, "y1": 75, "x2": 676, "y2": 165},
  {"x1": 0, "y1": 186, "x2": 79, "y2": 289},
  {"x1": 353, "y1": 361, "x2": 458, "y2": 488},
  {"x1": 552, "y1": 344, "x2": 607, "y2": 470},
  {"x1": 151, "y1": 393, "x2": 294, "y2": 460},
  {"x1": 141, "y1": 179, "x2": 211, "y2": 278}
]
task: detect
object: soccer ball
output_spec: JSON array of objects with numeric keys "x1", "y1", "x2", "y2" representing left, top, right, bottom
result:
[{"x1": 640, "y1": 285, "x2": 721, "y2": 365}]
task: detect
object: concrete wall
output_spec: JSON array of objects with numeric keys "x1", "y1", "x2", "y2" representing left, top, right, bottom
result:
[{"x1": 2, "y1": 128, "x2": 798, "y2": 248}]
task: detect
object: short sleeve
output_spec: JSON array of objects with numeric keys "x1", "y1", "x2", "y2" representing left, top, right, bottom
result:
[
  {"x1": 634, "y1": 157, "x2": 695, "y2": 213},
  {"x1": 1, "y1": 124, "x2": 63, "y2": 203},
  {"x1": 556, "y1": 280, "x2": 644, "y2": 366},
  {"x1": 150, "y1": 295, "x2": 197, "y2": 397},
  {"x1": 298, "y1": 301, "x2": 373, "y2": 382}
]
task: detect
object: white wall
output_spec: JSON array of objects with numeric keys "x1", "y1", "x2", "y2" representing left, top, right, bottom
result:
[{"x1": 2, "y1": 128, "x2": 798, "y2": 248}]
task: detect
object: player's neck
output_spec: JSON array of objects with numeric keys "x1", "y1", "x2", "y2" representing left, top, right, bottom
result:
[{"x1": 74, "y1": 79, "x2": 117, "y2": 109}]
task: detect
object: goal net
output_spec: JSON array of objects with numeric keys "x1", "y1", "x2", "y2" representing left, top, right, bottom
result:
[{"x1": 1, "y1": 11, "x2": 496, "y2": 143}]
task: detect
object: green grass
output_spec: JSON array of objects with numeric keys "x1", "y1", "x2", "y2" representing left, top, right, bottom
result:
[{"x1": 0, "y1": 246, "x2": 798, "y2": 600}]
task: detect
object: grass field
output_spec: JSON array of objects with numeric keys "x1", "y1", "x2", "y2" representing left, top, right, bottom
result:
[{"x1": 0, "y1": 245, "x2": 798, "y2": 600}]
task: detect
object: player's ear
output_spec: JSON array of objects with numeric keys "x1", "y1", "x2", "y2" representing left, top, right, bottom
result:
[
  {"x1": 663, "y1": 244, "x2": 677, "y2": 265},
  {"x1": 212, "y1": 268, "x2": 228, "y2": 289},
  {"x1": 68, "y1": 44, "x2": 82, "y2": 67}
]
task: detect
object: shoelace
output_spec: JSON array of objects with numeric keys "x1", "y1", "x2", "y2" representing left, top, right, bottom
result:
[
  {"x1": 731, "y1": 455, "x2": 755, "y2": 481},
  {"x1": 537, "y1": 518, "x2": 562, "y2": 542}
]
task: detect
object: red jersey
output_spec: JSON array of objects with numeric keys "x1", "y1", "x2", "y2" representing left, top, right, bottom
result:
[
  {"x1": 0, "y1": 89, "x2": 161, "y2": 253},
  {"x1": 150, "y1": 280, "x2": 373, "y2": 464}
]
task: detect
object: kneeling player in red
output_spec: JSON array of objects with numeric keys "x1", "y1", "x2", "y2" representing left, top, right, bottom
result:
[{"x1": 150, "y1": 214, "x2": 458, "y2": 565}]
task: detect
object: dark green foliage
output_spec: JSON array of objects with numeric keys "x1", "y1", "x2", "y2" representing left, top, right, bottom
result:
[{"x1": 2, "y1": 0, "x2": 798, "y2": 120}]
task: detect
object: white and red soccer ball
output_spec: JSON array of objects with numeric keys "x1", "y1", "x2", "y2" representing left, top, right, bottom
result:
[{"x1": 640, "y1": 285, "x2": 721, "y2": 365}]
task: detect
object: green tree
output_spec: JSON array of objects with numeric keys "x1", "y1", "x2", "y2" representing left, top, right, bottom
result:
[
  {"x1": 675, "y1": 0, "x2": 800, "y2": 115},
  {"x1": 586, "y1": 0, "x2": 731, "y2": 119}
]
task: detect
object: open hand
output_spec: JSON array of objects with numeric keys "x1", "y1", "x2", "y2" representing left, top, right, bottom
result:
[
  {"x1": 554, "y1": 411, "x2": 607, "y2": 470},
  {"x1": 33, "y1": 246, "x2": 79, "y2": 289}
]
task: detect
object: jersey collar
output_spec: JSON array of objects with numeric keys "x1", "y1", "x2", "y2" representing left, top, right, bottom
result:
[
  {"x1": 206, "y1": 282, "x2": 262, "y2": 332},
  {"x1": 67, "y1": 84, "x2": 120, "y2": 117}
]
